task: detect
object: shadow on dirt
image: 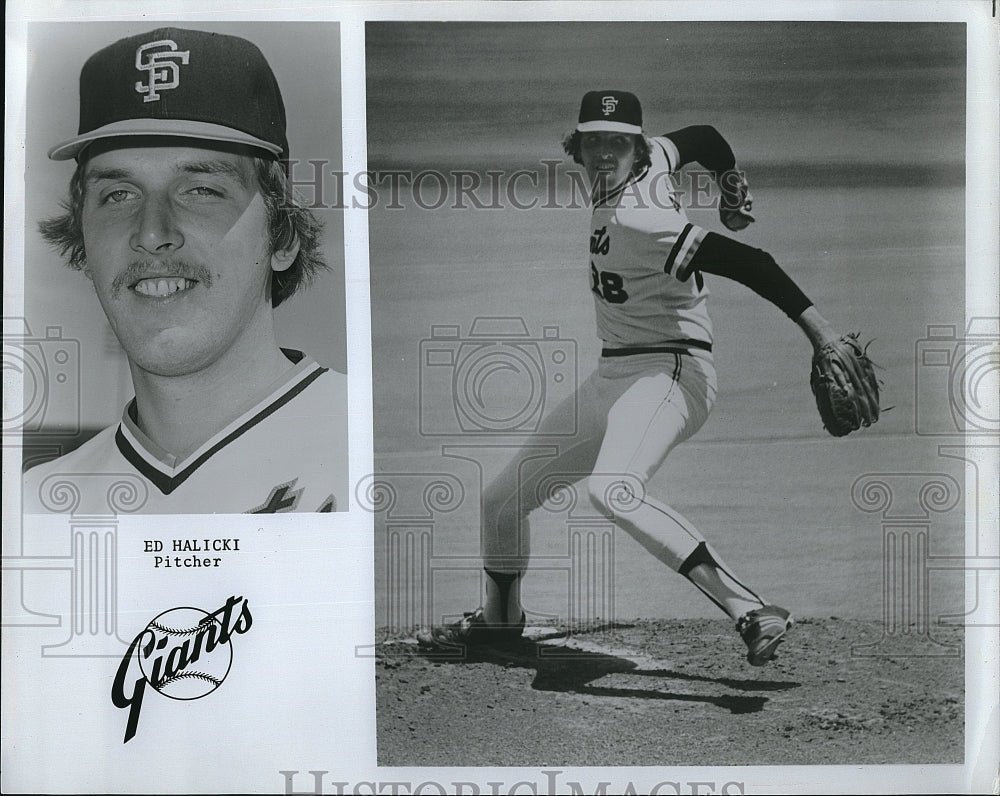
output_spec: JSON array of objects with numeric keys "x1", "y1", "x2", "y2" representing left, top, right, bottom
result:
[{"x1": 413, "y1": 632, "x2": 801, "y2": 715}]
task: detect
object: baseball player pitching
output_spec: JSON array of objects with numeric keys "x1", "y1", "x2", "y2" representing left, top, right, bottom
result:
[
  {"x1": 23, "y1": 28, "x2": 347, "y2": 514},
  {"x1": 419, "y1": 90, "x2": 879, "y2": 664}
]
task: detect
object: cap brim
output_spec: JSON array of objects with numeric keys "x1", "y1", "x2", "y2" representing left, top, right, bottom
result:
[
  {"x1": 48, "y1": 118, "x2": 283, "y2": 161},
  {"x1": 576, "y1": 120, "x2": 643, "y2": 135}
]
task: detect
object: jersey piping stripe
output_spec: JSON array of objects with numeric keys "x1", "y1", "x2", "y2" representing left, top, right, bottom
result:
[
  {"x1": 654, "y1": 138, "x2": 679, "y2": 173},
  {"x1": 663, "y1": 223, "x2": 706, "y2": 281},
  {"x1": 664, "y1": 223, "x2": 694, "y2": 275},
  {"x1": 674, "y1": 226, "x2": 707, "y2": 281},
  {"x1": 622, "y1": 351, "x2": 682, "y2": 486},
  {"x1": 115, "y1": 364, "x2": 327, "y2": 495}
]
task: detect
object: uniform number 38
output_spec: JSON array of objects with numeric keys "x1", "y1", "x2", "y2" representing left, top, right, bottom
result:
[{"x1": 591, "y1": 263, "x2": 629, "y2": 304}]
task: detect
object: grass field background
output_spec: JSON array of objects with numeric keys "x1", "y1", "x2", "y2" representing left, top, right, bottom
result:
[{"x1": 366, "y1": 22, "x2": 970, "y2": 629}]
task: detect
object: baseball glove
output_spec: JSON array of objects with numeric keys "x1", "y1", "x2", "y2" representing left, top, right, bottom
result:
[
  {"x1": 718, "y1": 168, "x2": 755, "y2": 231},
  {"x1": 810, "y1": 333, "x2": 881, "y2": 437}
]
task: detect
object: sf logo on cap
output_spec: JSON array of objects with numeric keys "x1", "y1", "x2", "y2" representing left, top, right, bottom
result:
[
  {"x1": 134, "y1": 39, "x2": 190, "y2": 103},
  {"x1": 601, "y1": 96, "x2": 619, "y2": 116}
]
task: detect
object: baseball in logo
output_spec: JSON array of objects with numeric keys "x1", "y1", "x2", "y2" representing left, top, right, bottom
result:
[
  {"x1": 112, "y1": 595, "x2": 252, "y2": 743},
  {"x1": 601, "y1": 95, "x2": 619, "y2": 115}
]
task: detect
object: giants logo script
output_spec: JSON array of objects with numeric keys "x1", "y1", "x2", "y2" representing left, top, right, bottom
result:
[
  {"x1": 112, "y1": 596, "x2": 252, "y2": 743},
  {"x1": 134, "y1": 39, "x2": 190, "y2": 102},
  {"x1": 601, "y1": 96, "x2": 619, "y2": 115}
]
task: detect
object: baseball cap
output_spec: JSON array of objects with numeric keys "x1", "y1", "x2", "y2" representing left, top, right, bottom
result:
[
  {"x1": 48, "y1": 27, "x2": 288, "y2": 161},
  {"x1": 576, "y1": 90, "x2": 643, "y2": 135}
]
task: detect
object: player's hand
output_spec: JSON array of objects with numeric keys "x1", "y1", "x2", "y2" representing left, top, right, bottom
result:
[{"x1": 718, "y1": 168, "x2": 755, "y2": 232}]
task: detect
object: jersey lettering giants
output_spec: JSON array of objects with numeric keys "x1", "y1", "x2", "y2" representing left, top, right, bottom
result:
[{"x1": 588, "y1": 136, "x2": 713, "y2": 349}]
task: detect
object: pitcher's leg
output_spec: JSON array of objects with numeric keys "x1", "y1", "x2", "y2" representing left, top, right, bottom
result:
[
  {"x1": 588, "y1": 355, "x2": 769, "y2": 622},
  {"x1": 480, "y1": 372, "x2": 609, "y2": 624}
]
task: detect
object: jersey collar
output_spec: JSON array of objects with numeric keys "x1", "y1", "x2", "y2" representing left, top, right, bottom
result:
[
  {"x1": 115, "y1": 349, "x2": 327, "y2": 495},
  {"x1": 591, "y1": 163, "x2": 650, "y2": 208}
]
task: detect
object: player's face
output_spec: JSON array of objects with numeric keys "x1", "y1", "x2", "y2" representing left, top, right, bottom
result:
[
  {"x1": 579, "y1": 131, "x2": 637, "y2": 190},
  {"x1": 79, "y1": 141, "x2": 297, "y2": 378}
]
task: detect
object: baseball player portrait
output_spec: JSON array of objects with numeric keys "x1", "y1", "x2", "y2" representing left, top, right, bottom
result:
[
  {"x1": 21, "y1": 26, "x2": 349, "y2": 514},
  {"x1": 417, "y1": 90, "x2": 879, "y2": 664}
]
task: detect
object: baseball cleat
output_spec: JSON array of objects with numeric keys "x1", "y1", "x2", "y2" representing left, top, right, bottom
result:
[
  {"x1": 416, "y1": 608, "x2": 525, "y2": 651},
  {"x1": 737, "y1": 605, "x2": 793, "y2": 666}
]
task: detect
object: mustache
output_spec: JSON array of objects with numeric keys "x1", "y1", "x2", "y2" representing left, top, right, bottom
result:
[{"x1": 110, "y1": 259, "x2": 214, "y2": 298}]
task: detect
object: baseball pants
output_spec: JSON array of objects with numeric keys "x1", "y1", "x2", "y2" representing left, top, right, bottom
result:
[{"x1": 482, "y1": 349, "x2": 717, "y2": 573}]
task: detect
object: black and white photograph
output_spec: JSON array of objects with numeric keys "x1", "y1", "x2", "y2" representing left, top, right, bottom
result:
[
  {"x1": 3, "y1": 11, "x2": 371, "y2": 794},
  {"x1": 366, "y1": 15, "x2": 997, "y2": 781},
  {"x1": 16, "y1": 21, "x2": 349, "y2": 515},
  {"x1": 2, "y1": 1, "x2": 997, "y2": 794}
]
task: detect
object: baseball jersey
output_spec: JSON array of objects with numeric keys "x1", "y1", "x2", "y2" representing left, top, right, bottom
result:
[
  {"x1": 589, "y1": 135, "x2": 713, "y2": 349},
  {"x1": 22, "y1": 350, "x2": 348, "y2": 514}
]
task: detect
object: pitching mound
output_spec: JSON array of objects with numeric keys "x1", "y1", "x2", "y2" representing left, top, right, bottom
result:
[{"x1": 376, "y1": 617, "x2": 963, "y2": 766}]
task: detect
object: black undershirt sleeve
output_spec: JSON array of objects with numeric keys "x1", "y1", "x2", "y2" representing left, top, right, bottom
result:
[
  {"x1": 688, "y1": 232, "x2": 814, "y2": 320},
  {"x1": 663, "y1": 126, "x2": 737, "y2": 174}
]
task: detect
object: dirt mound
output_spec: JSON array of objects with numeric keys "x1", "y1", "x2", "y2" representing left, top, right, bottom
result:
[{"x1": 376, "y1": 617, "x2": 963, "y2": 766}]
